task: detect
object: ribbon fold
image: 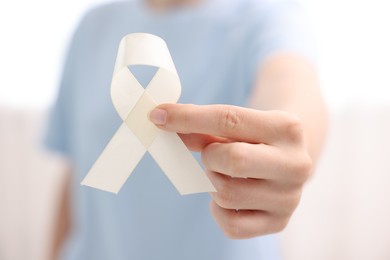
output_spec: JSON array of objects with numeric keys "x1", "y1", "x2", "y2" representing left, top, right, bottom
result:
[{"x1": 81, "y1": 33, "x2": 216, "y2": 195}]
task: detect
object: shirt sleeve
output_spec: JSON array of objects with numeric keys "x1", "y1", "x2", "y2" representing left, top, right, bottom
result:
[{"x1": 245, "y1": 0, "x2": 317, "y2": 83}]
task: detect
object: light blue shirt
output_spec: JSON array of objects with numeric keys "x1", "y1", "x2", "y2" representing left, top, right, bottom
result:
[{"x1": 46, "y1": 0, "x2": 315, "y2": 259}]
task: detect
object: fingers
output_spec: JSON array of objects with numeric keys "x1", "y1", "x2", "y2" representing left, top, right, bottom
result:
[
  {"x1": 149, "y1": 103, "x2": 310, "y2": 238},
  {"x1": 202, "y1": 142, "x2": 311, "y2": 184},
  {"x1": 206, "y1": 171, "x2": 301, "y2": 215},
  {"x1": 202, "y1": 142, "x2": 284, "y2": 180},
  {"x1": 177, "y1": 133, "x2": 230, "y2": 152},
  {"x1": 209, "y1": 201, "x2": 290, "y2": 239},
  {"x1": 149, "y1": 103, "x2": 304, "y2": 145}
]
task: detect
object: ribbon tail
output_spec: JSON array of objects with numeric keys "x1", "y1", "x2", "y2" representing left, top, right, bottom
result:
[
  {"x1": 148, "y1": 131, "x2": 216, "y2": 195},
  {"x1": 81, "y1": 123, "x2": 146, "y2": 194}
]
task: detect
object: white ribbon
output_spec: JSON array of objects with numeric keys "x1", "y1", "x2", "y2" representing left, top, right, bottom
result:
[{"x1": 81, "y1": 33, "x2": 216, "y2": 195}]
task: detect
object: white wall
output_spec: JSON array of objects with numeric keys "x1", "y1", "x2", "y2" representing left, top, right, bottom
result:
[
  {"x1": 299, "y1": 0, "x2": 390, "y2": 107},
  {"x1": 1, "y1": 0, "x2": 389, "y2": 109},
  {"x1": 0, "y1": 0, "x2": 110, "y2": 108},
  {"x1": 280, "y1": 106, "x2": 390, "y2": 260}
]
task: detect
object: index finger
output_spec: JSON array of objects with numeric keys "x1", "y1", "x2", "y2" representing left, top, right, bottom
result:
[{"x1": 149, "y1": 103, "x2": 297, "y2": 144}]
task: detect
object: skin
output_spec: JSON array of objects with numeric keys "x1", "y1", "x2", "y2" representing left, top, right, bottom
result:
[
  {"x1": 149, "y1": 53, "x2": 327, "y2": 238},
  {"x1": 146, "y1": 0, "x2": 202, "y2": 10},
  {"x1": 50, "y1": 0, "x2": 327, "y2": 258}
]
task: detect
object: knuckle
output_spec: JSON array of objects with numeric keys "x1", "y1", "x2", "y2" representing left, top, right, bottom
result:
[
  {"x1": 290, "y1": 189, "x2": 303, "y2": 209},
  {"x1": 209, "y1": 202, "x2": 243, "y2": 239},
  {"x1": 227, "y1": 144, "x2": 248, "y2": 176},
  {"x1": 274, "y1": 188, "x2": 302, "y2": 217},
  {"x1": 214, "y1": 178, "x2": 236, "y2": 209},
  {"x1": 271, "y1": 216, "x2": 290, "y2": 233},
  {"x1": 217, "y1": 105, "x2": 241, "y2": 134},
  {"x1": 281, "y1": 113, "x2": 303, "y2": 142},
  {"x1": 283, "y1": 188, "x2": 303, "y2": 215},
  {"x1": 223, "y1": 217, "x2": 246, "y2": 239},
  {"x1": 292, "y1": 153, "x2": 313, "y2": 182}
]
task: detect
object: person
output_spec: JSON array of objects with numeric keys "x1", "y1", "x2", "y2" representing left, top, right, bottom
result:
[{"x1": 45, "y1": 0, "x2": 327, "y2": 259}]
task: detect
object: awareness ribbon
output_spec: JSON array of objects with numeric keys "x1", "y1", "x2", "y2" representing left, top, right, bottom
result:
[{"x1": 81, "y1": 33, "x2": 216, "y2": 195}]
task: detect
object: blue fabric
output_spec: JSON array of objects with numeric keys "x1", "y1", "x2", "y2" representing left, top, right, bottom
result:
[{"x1": 45, "y1": 0, "x2": 315, "y2": 259}]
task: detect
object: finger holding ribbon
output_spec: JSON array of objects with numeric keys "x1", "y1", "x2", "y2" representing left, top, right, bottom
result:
[{"x1": 149, "y1": 103, "x2": 313, "y2": 238}]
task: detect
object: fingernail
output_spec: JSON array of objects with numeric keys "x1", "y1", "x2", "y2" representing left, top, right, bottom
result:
[{"x1": 149, "y1": 108, "x2": 167, "y2": 125}]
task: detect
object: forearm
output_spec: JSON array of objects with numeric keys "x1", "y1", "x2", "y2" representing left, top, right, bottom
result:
[
  {"x1": 50, "y1": 165, "x2": 72, "y2": 260},
  {"x1": 249, "y1": 53, "x2": 328, "y2": 164}
]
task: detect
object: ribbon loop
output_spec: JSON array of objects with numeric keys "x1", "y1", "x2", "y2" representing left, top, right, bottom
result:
[{"x1": 82, "y1": 33, "x2": 216, "y2": 195}]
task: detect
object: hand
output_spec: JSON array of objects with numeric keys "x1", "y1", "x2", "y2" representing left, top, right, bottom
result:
[{"x1": 149, "y1": 104, "x2": 312, "y2": 239}]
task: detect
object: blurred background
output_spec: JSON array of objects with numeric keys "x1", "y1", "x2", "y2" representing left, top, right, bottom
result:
[{"x1": 0, "y1": 0, "x2": 389, "y2": 259}]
